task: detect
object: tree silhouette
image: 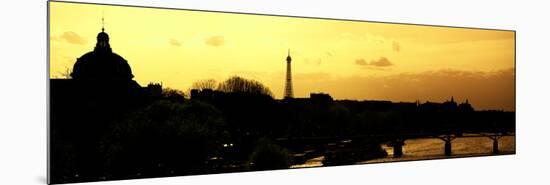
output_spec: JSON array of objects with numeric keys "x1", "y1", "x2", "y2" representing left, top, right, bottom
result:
[
  {"x1": 100, "y1": 100, "x2": 228, "y2": 178},
  {"x1": 248, "y1": 138, "x2": 292, "y2": 170},
  {"x1": 58, "y1": 66, "x2": 73, "y2": 79},
  {"x1": 217, "y1": 76, "x2": 273, "y2": 97},
  {"x1": 161, "y1": 88, "x2": 185, "y2": 102},
  {"x1": 191, "y1": 79, "x2": 218, "y2": 90}
]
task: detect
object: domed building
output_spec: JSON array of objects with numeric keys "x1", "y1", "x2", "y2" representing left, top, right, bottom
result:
[
  {"x1": 50, "y1": 22, "x2": 163, "y2": 110},
  {"x1": 71, "y1": 27, "x2": 134, "y2": 82}
]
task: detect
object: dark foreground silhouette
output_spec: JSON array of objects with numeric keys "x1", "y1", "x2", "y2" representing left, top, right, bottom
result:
[{"x1": 50, "y1": 79, "x2": 514, "y2": 184}]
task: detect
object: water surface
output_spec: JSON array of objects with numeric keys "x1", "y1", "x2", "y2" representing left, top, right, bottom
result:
[{"x1": 291, "y1": 136, "x2": 515, "y2": 168}]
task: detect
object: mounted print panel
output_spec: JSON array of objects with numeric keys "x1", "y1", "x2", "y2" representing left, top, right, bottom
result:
[{"x1": 48, "y1": 1, "x2": 515, "y2": 184}]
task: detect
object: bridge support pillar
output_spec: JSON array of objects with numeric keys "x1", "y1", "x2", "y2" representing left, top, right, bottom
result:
[
  {"x1": 444, "y1": 140, "x2": 452, "y2": 156},
  {"x1": 492, "y1": 138, "x2": 499, "y2": 154},
  {"x1": 390, "y1": 139, "x2": 404, "y2": 157},
  {"x1": 393, "y1": 143, "x2": 403, "y2": 157}
]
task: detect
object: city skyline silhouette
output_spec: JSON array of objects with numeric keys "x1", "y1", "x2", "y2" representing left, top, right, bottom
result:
[{"x1": 49, "y1": 1, "x2": 515, "y2": 111}]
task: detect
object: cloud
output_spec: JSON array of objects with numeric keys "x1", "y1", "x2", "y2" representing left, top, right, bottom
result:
[
  {"x1": 205, "y1": 36, "x2": 225, "y2": 47},
  {"x1": 355, "y1": 58, "x2": 368, "y2": 66},
  {"x1": 355, "y1": 57, "x2": 393, "y2": 67},
  {"x1": 392, "y1": 41, "x2": 400, "y2": 52},
  {"x1": 169, "y1": 38, "x2": 182, "y2": 47},
  {"x1": 59, "y1": 31, "x2": 86, "y2": 45},
  {"x1": 370, "y1": 57, "x2": 393, "y2": 67}
]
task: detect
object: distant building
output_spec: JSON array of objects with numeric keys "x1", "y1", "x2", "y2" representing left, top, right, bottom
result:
[
  {"x1": 458, "y1": 99, "x2": 474, "y2": 112},
  {"x1": 418, "y1": 96, "x2": 474, "y2": 112},
  {"x1": 147, "y1": 83, "x2": 163, "y2": 98},
  {"x1": 190, "y1": 88, "x2": 216, "y2": 100},
  {"x1": 441, "y1": 96, "x2": 458, "y2": 111},
  {"x1": 309, "y1": 93, "x2": 333, "y2": 104}
]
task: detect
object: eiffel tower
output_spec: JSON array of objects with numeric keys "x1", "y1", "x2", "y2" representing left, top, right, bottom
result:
[{"x1": 284, "y1": 49, "x2": 294, "y2": 99}]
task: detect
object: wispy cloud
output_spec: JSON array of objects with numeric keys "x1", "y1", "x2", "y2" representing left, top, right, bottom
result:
[
  {"x1": 59, "y1": 31, "x2": 87, "y2": 45},
  {"x1": 392, "y1": 41, "x2": 400, "y2": 52},
  {"x1": 205, "y1": 36, "x2": 225, "y2": 47},
  {"x1": 355, "y1": 58, "x2": 368, "y2": 66},
  {"x1": 355, "y1": 57, "x2": 393, "y2": 68},
  {"x1": 169, "y1": 38, "x2": 182, "y2": 47}
]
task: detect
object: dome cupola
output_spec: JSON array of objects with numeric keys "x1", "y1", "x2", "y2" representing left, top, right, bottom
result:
[{"x1": 70, "y1": 19, "x2": 134, "y2": 81}]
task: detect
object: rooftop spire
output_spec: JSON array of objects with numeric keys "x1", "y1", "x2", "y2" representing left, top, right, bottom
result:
[
  {"x1": 95, "y1": 12, "x2": 111, "y2": 52},
  {"x1": 101, "y1": 11, "x2": 105, "y2": 32}
]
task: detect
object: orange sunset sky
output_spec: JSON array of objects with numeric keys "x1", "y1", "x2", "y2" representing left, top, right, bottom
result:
[{"x1": 49, "y1": 1, "x2": 515, "y2": 111}]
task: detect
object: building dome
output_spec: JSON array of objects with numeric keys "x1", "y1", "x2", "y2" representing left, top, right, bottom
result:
[{"x1": 71, "y1": 30, "x2": 134, "y2": 81}]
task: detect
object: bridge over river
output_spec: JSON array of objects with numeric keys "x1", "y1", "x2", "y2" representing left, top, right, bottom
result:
[{"x1": 278, "y1": 132, "x2": 516, "y2": 168}]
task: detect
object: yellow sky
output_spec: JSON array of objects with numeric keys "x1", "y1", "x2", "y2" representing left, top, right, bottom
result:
[{"x1": 49, "y1": 1, "x2": 515, "y2": 111}]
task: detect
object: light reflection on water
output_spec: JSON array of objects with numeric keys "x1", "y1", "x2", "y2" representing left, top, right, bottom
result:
[
  {"x1": 291, "y1": 136, "x2": 515, "y2": 168},
  {"x1": 291, "y1": 156, "x2": 325, "y2": 168},
  {"x1": 362, "y1": 136, "x2": 515, "y2": 164}
]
